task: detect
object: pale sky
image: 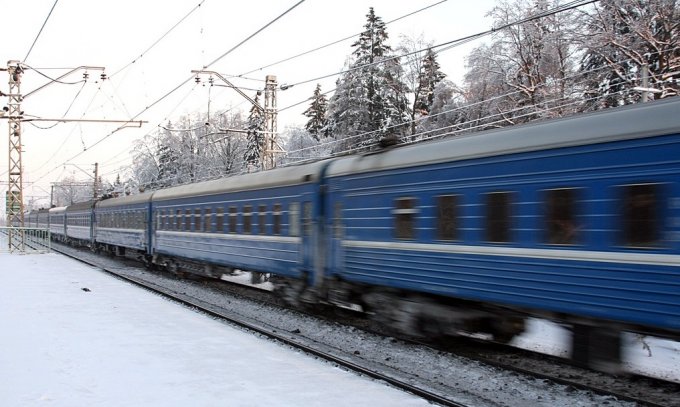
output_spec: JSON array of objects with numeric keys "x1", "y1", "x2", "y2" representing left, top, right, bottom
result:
[{"x1": 0, "y1": 0, "x2": 497, "y2": 210}]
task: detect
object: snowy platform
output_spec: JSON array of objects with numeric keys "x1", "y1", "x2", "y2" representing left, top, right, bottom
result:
[{"x1": 0, "y1": 253, "x2": 429, "y2": 406}]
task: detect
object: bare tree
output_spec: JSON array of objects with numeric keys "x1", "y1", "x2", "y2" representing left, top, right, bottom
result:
[
  {"x1": 463, "y1": 0, "x2": 579, "y2": 128},
  {"x1": 52, "y1": 176, "x2": 92, "y2": 206},
  {"x1": 577, "y1": 0, "x2": 680, "y2": 110}
]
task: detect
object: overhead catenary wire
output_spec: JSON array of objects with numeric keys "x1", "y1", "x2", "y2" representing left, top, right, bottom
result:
[
  {"x1": 23, "y1": 0, "x2": 60, "y2": 63},
  {"x1": 237, "y1": 0, "x2": 449, "y2": 78},
  {"x1": 26, "y1": 80, "x2": 88, "y2": 130},
  {"x1": 108, "y1": 0, "x2": 208, "y2": 79}
]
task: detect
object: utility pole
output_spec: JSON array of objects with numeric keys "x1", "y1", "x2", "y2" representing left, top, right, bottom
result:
[
  {"x1": 93, "y1": 162, "x2": 99, "y2": 199},
  {"x1": 263, "y1": 75, "x2": 278, "y2": 171},
  {"x1": 5, "y1": 60, "x2": 25, "y2": 251},
  {"x1": 191, "y1": 70, "x2": 284, "y2": 171},
  {"x1": 1, "y1": 62, "x2": 144, "y2": 251}
]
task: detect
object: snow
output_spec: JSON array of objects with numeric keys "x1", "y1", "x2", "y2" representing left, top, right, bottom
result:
[
  {"x1": 513, "y1": 318, "x2": 680, "y2": 383},
  {"x1": 0, "y1": 253, "x2": 429, "y2": 407}
]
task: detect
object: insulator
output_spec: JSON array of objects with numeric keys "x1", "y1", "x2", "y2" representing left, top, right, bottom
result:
[
  {"x1": 100, "y1": 73, "x2": 107, "y2": 81},
  {"x1": 195, "y1": 76, "x2": 201, "y2": 84},
  {"x1": 83, "y1": 72, "x2": 89, "y2": 80}
]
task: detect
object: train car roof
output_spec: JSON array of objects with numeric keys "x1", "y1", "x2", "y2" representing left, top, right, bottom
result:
[
  {"x1": 151, "y1": 160, "x2": 330, "y2": 202},
  {"x1": 27, "y1": 208, "x2": 50, "y2": 214},
  {"x1": 326, "y1": 96, "x2": 680, "y2": 177},
  {"x1": 49, "y1": 206, "x2": 66, "y2": 213},
  {"x1": 66, "y1": 200, "x2": 97, "y2": 212},
  {"x1": 95, "y1": 190, "x2": 155, "y2": 209}
]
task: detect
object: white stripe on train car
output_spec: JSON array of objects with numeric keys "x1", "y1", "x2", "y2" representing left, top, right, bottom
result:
[
  {"x1": 156, "y1": 230, "x2": 301, "y2": 245},
  {"x1": 342, "y1": 240, "x2": 680, "y2": 267}
]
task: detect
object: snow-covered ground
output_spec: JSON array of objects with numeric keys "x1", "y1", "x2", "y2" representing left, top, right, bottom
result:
[
  {"x1": 0, "y1": 253, "x2": 430, "y2": 407},
  {"x1": 2, "y1": 252, "x2": 678, "y2": 407}
]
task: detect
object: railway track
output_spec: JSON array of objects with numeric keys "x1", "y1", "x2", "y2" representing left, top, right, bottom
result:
[{"x1": 52, "y1": 243, "x2": 680, "y2": 407}]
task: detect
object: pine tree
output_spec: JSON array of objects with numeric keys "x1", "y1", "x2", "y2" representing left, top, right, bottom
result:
[
  {"x1": 243, "y1": 93, "x2": 265, "y2": 171},
  {"x1": 412, "y1": 48, "x2": 446, "y2": 137},
  {"x1": 303, "y1": 84, "x2": 329, "y2": 141},
  {"x1": 156, "y1": 124, "x2": 181, "y2": 187},
  {"x1": 414, "y1": 49, "x2": 446, "y2": 115},
  {"x1": 327, "y1": 7, "x2": 410, "y2": 152}
]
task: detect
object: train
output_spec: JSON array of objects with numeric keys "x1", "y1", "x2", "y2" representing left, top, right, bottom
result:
[{"x1": 29, "y1": 96, "x2": 680, "y2": 372}]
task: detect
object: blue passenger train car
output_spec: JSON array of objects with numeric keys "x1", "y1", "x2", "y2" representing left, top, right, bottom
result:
[
  {"x1": 48, "y1": 206, "x2": 66, "y2": 241},
  {"x1": 321, "y1": 97, "x2": 680, "y2": 345},
  {"x1": 94, "y1": 192, "x2": 153, "y2": 256},
  {"x1": 149, "y1": 161, "x2": 328, "y2": 280},
  {"x1": 26, "y1": 208, "x2": 49, "y2": 228},
  {"x1": 65, "y1": 201, "x2": 96, "y2": 246}
]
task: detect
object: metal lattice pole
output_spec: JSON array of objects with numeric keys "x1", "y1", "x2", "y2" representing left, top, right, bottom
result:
[
  {"x1": 263, "y1": 75, "x2": 278, "y2": 171},
  {"x1": 6, "y1": 60, "x2": 25, "y2": 251}
]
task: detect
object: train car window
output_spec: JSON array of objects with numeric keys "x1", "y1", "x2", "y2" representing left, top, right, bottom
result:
[
  {"x1": 185, "y1": 209, "x2": 192, "y2": 231},
  {"x1": 204, "y1": 209, "x2": 212, "y2": 233},
  {"x1": 485, "y1": 192, "x2": 513, "y2": 243},
  {"x1": 621, "y1": 183, "x2": 660, "y2": 247},
  {"x1": 394, "y1": 197, "x2": 417, "y2": 240},
  {"x1": 546, "y1": 188, "x2": 579, "y2": 245},
  {"x1": 258, "y1": 205, "x2": 267, "y2": 235},
  {"x1": 437, "y1": 195, "x2": 459, "y2": 241},
  {"x1": 216, "y1": 207, "x2": 224, "y2": 233},
  {"x1": 273, "y1": 204, "x2": 282, "y2": 235},
  {"x1": 302, "y1": 202, "x2": 312, "y2": 237},
  {"x1": 289, "y1": 202, "x2": 300, "y2": 237},
  {"x1": 168, "y1": 211, "x2": 174, "y2": 231},
  {"x1": 194, "y1": 209, "x2": 202, "y2": 232},
  {"x1": 333, "y1": 203, "x2": 343, "y2": 239},
  {"x1": 175, "y1": 210, "x2": 182, "y2": 230},
  {"x1": 243, "y1": 205, "x2": 252, "y2": 234},
  {"x1": 229, "y1": 206, "x2": 237, "y2": 233}
]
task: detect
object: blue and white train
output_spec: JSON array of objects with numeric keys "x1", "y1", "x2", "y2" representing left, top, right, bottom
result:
[{"x1": 35, "y1": 96, "x2": 680, "y2": 370}]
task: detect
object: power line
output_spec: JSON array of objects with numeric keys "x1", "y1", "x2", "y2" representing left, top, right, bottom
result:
[
  {"x1": 109, "y1": 0, "x2": 207, "y2": 79},
  {"x1": 24, "y1": 0, "x2": 60, "y2": 63},
  {"x1": 203, "y1": 0, "x2": 306, "y2": 69},
  {"x1": 238, "y1": 0, "x2": 448, "y2": 78}
]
